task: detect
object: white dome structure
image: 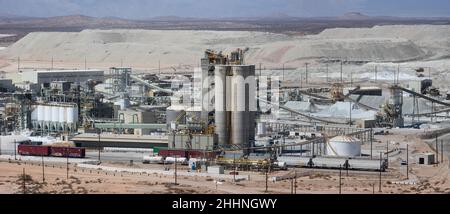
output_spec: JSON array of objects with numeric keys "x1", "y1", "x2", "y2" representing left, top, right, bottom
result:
[{"x1": 326, "y1": 136, "x2": 362, "y2": 157}]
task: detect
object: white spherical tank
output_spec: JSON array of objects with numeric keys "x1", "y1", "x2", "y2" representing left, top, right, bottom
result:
[
  {"x1": 58, "y1": 106, "x2": 66, "y2": 123},
  {"x1": 37, "y1": 105, "x2": 45, "y2": 121},
  {"x1": 44, "y1": 105, "x2": 52, "y2": 122},
  {"x1": 326, "y1": 136, "x2": 362, "y2": 157}
]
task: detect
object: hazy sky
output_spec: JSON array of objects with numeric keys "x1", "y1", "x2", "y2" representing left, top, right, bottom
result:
[{"x1": 1, "y1": 0, "x2": 449, "y2": 19}]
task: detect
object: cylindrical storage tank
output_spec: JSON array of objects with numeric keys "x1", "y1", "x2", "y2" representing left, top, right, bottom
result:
[
  {"x1": 44, "y1": 105, "x2": 52, "y2": 122},
  {"x1": 52, "y1": 106, "x2": 59, "y2": 123},
  {"x1": 37, "y1": 105, "x2": 45, "y2": 121},
  {"x1": 143, "y1": 156, "x2": 164, "y2": 164},
  {"x1": 67, "y1": 107, "x2": 74, "y2": 124},
  {"x1": 31, "y1": 106, "x2": 38, "y2": 121},
  {"x1": 326, "y1": 136, "x2": 362, "y2": 157},
  {"x1": 164, "y1": 157, "x2": 187, "y2": 164},
  {"x1": 58, "y1": 106, "x2": 65, "y2": 123},
  {"x1": 215, "y1": 66, "x2": 230, "y2": 146},
  {"x1": 231, "y1": 65, "x2": 256, "y2": 149}
]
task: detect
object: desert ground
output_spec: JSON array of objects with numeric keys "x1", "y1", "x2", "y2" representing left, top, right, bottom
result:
[{"x1": 1, "y1": 129, "x2": 449, "y2": 194}]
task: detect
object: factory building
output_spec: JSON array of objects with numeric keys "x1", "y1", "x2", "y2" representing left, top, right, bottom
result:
[
  {"x1": 0, "y1": 79, "x2": 14, "y2": 92},
  {"x1": 168, "y1": 134, "x2": 217, "y2": 150},
  {"x1": 15, "y1": 81, "x2": 39, "y2": 92},
  {"x1": 21, "y1": 69, "x2": 104, "y2": 90},
  {"x1": 118, "y1": 108, "x2": 164, "y2": 135}
]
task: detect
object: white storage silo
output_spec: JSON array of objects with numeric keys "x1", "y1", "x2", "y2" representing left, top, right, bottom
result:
[
  {"x1": 58, "y1": 106, "x2": 66, "y2": 123},
  {"x1": 326, "y1": 136, "x2": 362, "y2": 157},
  {"x1": 52, "y1": 105, "x2": 59, "y2": 123},
  {"x1": 44, "y1": 105, "x2": 52, "y2": 122},
  {"x1": 37, "y1": 105, "x2": 45, "y2": 121},
  {"x1": 31, "y1": 106, "x2": 38, "y2": 121},
  {"x1": 67, "y1": 107, "x2": 75, "y2": 124}
]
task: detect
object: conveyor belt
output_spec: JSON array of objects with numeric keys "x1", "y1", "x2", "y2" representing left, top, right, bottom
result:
[
  {"x1": 391, "y1": 85, "x2": 450, "y2": 107},
  {"x1": 130, "y1": 74, "x2": 173, "y2": 94}
]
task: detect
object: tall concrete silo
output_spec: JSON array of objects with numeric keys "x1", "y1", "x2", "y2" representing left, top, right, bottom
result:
[
  {"x1": 214, "y1": 66, "x2": 231, "y2": 145},
  {"x1": 215, "y1": 65, "x2": 256, "y2": 149}
]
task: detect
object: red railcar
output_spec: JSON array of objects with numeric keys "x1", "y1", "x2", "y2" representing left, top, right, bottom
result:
[
  {"x1": 50, "y1": 147, "x2": 86, "y2": 158},
  {"x1": 18, "y1": 145, "x2": 51, "y2": 156},
  {"x1": 187, "y1": 150, "x2": 217, "y2": 159},
  {"x1": 157, "y1": 149, "x2": 188, "y2": 158}
]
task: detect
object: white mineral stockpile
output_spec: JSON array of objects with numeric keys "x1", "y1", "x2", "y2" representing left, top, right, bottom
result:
[
  {"x1": 1, "y1": 25, "x2": 449, "y2": 71},
  {"x1": 313, "y1": 102, "x2": 377, "y2": 120}
]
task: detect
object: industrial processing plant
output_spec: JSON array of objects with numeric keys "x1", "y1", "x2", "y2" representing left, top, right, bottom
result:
[{"x1": 1, "y1": 0, "x2": 450, "y2": 196}]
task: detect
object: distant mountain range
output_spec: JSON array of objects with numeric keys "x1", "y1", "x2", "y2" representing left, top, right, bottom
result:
[
  {"x1": 2, "y1": 12, "x2": 450, "y2": 24},
  {"x1": 1, "y1": 12, "x2": 449, "y2": 40}
]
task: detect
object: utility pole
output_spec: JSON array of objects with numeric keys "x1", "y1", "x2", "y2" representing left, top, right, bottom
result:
[
  {"x1": 305, "y1": 62, "x2": 309, "y2": 84},
  {"x1": 14, "y1": 139, "x2": 17, "y2": 160},
  {"x1": 300, "y1": 73, "x2": 302, "y2": 89},
  {"x1": 349, "y1": 102, "x2": 352, "y2": 127},
  {"x1": 265, "y1": 166, "x2": 268, "y2": 193},
  {"x1": 158, "y1": 60, "x2": 161, "y2": 75},
  {"x1": 233, "y1": 154, "x2": 236, "y2": 183},
  {"x1": 350, "y1": 72, "x2": 353, "y2": 87},
  {"x1": 290, "y1": 177, "x2": 294, "y2": 194},
  {"x1": 41, "y1": 155, "x2": 45, "y2": 183},
  {"x1": 346, "y1": 162, "x2": 349, "y2": 177},
  {"x1": 397, "y1": 64, "x2": 400, "y2": 85},
  {"x1": 435, "y1": 135, "x2": 439, "y2": 165},
  {"x1": 98, "y1": 129, "x2": 101, "y2": 162},
  {"x1": 259, "y1": 63, "x2": 262, "y2": 78},
  {"x1": 441, "y1": 140, "x2": 444, "y2": 164},
  {"x1": 379, "y1": 152, "x2": 382, "y2": 193},
  {"x1": 22, "y1": 168, "x2": 26, "y2": 194},
  {"x1": 282, "y1": 64, "x2": 285, "y2": 81},
  {"x1": 294, "y1": 170, "x2": 297, "y2": 194},
  {"x1": 407, "y1": 144, "x2": 409, "y2": 180},
  {"x1": 51, "y1": 56, "x2": 54, "y2": 70},
  {"x1": 386, "y1": 141, "x2": 389, "y2": 168},
  {"x1": 17, "y1": 57, "x2": 20, "y2": 73},
  {"x1": 84, "y1": 56, "x2": 87, "y2": 70},
  {"x1": 339, "y1": 165, "x2": 342, "y2": 194},
  {"x1": 174, "y1": 155, "x2": 178, "y2": 185},
  {"x1": 66, "y1": 147, "x2": 69, "y2": 180},
  {"x1": 370, "y1": 128, "x2": 373, "y2": 160},
  {"x1": 340, "y1": 60, "x2": 343, "y2": 83},
  {"x1": 375, "y1": 66, "x2": 377, "y2": 82}
]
